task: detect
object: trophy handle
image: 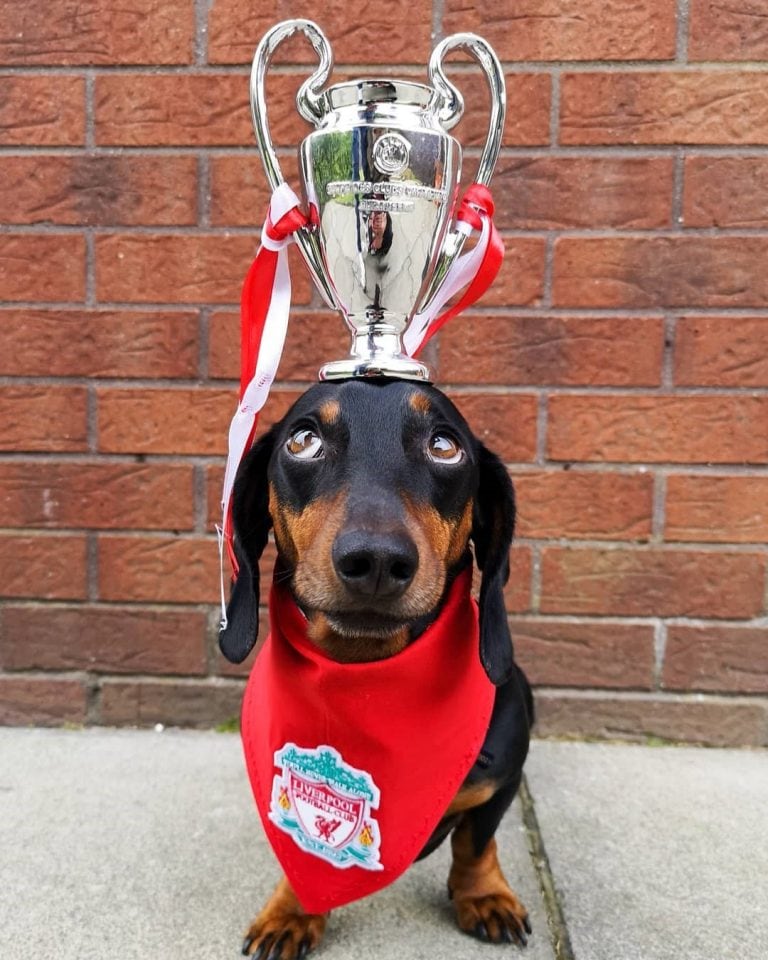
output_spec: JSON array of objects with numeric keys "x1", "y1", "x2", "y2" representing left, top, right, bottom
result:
[
  {"x1": 428, "y1": 33, "x2": 506, "y2": 187},
  {"x1": 250, "y1": 19, "x2": 337, "y2": 307},
  {"x1": 416, "y1": 34, "x2": 506, "y2": 319}
]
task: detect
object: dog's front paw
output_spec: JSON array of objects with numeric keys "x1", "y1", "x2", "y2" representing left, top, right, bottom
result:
[
  {"x1": 241, "y1": 877, "x2": 327, "y2": 960},
  {"x1": 241, "y1": 911, "x2": 326, "y2": 960},
  {"x1": 454, "y1": 891, "x2": 531, "y2": 947}
]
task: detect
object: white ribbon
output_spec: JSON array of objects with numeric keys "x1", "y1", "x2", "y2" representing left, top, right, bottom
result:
[
  {"x1": 402, "y1": 215, "x2": 489, "y2": 357},
  {"x1": 218, "y1": 183, "x2": 301, "y2": 629}
]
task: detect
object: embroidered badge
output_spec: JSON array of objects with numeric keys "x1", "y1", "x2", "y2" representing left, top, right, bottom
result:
[{"x1": 269, "y1": 743, "x2": 383, "y2": 872}]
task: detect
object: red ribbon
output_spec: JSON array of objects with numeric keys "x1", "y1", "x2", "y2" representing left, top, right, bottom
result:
[
  {"x1": 413, "y1": 183, "x2": 504, "y2": 355},
  {"x1": 223, "y1": 198, "x2": 308, "y2": 576},
  {"x1": 240, "y1": 204, "x2": 309, "y2": 398}
]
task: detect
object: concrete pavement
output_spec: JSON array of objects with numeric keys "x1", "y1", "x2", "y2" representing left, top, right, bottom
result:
[{"x1": 0, "y1": 728, "x2": 765, "y2": 960}]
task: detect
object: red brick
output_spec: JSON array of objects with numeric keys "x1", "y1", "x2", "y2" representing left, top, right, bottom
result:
[
  {"x1": 0, "y1": 309, "x2": 198, "y2": 378},
  {"x1": 210, "y1": 154, "x2": 301, "y2": 227},
  {"x1": 540, "y1": 547, "x2": 765, "y2": 618},
  {"x1": 96, "y1": 387, "x2": 233, "y2": 456},
  {"x1": 690, "y1": 0, "x2": 768, "y2": 61},
  {"x1": 444, "y1": 0, "x2": 675, "y2": 60},
  {"x1": 506, "y1": 547, "x2": 533, "y2": 614},
  {"x1": 99, "y1": 679, "x2": 244, "y2": 727},
  {"x1": 0, "y1": 676, "x2": 87, "y2": 725},
  {"x1": 0, "y1": 155, "x2": 197, "y2": 226},
  {"x1": 1, "y1": 605, "x2": 207, "y2": 675},
  {"x1": 0, "y1": 234, "x2": 85, "y2": 301},
  {"x1": 684, "y1": 157, "x2": 768, "y2": 228},
  {"x1": 666, "y1": 475, "x2": 768, "y2": 544},
  {"x1": 0, "y1": 75, "x2": 84, "y2": 145},
  {"x1": 553, "y1": 237, "x2": 768, "y2": 309},
  {"x1": 480, "y1": 239, "x2": 546, "y2": 308},
  {"x1": 0, "y1": 534, "x2": 86, "y2": 599},
  {"x1": 547, "y1": 395, "x2": 768, "y2": 464},
  {"x1": 514, "y1": 470, "x2": 653, "y2": 541},
  {"x1": 561, "y1": 72, "x2": 768, "y2": 145},
  {"x1": 674, "y1": 316, "x2": 768, "y2": 387},
  {"x1": 534, "y1": 690, "x2": 767, "y2": 747},
  {"x1": 98, "y1": 535, "x2": 221, "y2": 603},
  {"x1": 209, "y1": 310, "x2": 349, "y2": 381},
  {"x1": 438, "y1": 315, "x2": 664, "y2": 387},
  {"x1": 494, "y1": 156, "x2": 673, "y2": 230},
  {"x1": 95, "y1": 74, "x2": 251, "y2": 146},
  {"x1": 208, "y1": 0, "x2": 431, "y2": 65},
  {"x1": 0, "y1": 386, "x2": 87, "y2": 452},
  {"x1": 460, "y1": 73, "x2": 551, "y2": 148},
  {"x1": 97, "y1": 387, "x2": 303, "y2": 455},
  {"x1": 206, "y1": 464, "x2": 225, "y2": 531},
  {"x1": 664, "y1": 625, "x2": 768, "y2": 694},
  {"x1": 448, "y1": 393, "x2": 538, "y2": 463},
  {"x1": 0, "y1": 462, "x2": 194, "y2": 530},
  {"x1": 0, "y1": 0, "x2": 194, "y2": 65},
  {"x1": 95, "y1": 234, "x2": 312, "y2": 305},
  {"x1": 512, "y1": 619, "x2": 655, "y2": 688}
]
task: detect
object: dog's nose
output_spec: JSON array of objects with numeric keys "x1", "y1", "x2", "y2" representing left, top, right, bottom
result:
[{"x1": 332, "y1": 530, "x2": 418, "y2": 598}]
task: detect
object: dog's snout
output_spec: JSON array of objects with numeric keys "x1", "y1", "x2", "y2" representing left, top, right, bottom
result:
[{"x1": 332, "y1": 530, "x2": 418, "y2": 598}]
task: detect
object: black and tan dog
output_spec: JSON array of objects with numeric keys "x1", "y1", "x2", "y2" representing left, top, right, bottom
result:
[{"x1": 220, "y1": 377, "x2": 534, "y2": 960}]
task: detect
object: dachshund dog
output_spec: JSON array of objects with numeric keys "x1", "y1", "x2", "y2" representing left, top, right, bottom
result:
[{"x1": 220, "y1": 377, "x2": 534, "y2": 959}]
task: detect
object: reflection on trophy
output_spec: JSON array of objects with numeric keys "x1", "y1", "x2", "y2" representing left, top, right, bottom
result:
[{"x1": 250, "y1": 19, "x2": 506, "y2": 380}]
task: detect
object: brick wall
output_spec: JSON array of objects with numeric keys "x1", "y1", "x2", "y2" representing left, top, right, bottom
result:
[{"x1": 1, "y1": 1, "x2": 766, "y2": 745}]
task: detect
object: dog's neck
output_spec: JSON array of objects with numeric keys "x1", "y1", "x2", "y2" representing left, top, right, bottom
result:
[{"x1": 277, "y1": 550, "x2": 473, "y2": 664}]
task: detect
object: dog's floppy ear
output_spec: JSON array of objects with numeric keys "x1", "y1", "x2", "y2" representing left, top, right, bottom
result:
[
  {"x1": 218, "y1": 427, "x2": 277, "y2": 664},
  {"x1": 471, "y1": 442, "x2": 516, "y2": 686}
]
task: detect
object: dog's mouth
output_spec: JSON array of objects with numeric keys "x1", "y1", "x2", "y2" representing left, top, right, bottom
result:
[{"x1": 319, "y1": 609, "x2": 413, "y2": 639}]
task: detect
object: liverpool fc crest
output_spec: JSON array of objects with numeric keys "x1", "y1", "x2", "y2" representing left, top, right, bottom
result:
[{"x1": 269, "y1": 743, "x2": 383, "y2": 871}]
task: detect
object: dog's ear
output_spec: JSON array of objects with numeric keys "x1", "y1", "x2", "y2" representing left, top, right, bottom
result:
[
  {"x1": 218, "y1": 427, "x2": 277, "y2": 664},
  {"x1": 471, "y1": 442, "x2": 516, "y2": 686}
]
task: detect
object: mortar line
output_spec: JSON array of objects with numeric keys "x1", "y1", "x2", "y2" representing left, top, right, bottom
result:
[
  {"x1": 549, "y1": 69, "x2": 560, "y2": 147},
  {"x1": 677, "y1": 0, "x2": 690, "y2": 64},
  {"x1": 193, "y1": 462, "x2": 208, "y2": 536},
  {"x1": 86, "y1": 532, "x2": 99, "y2": 602},
  {"x1": 651, "y1": 471, "x2": 668, "y2": 542},
  {"x1": 197, "y1": 153, "x2": 211, "y2": 227},
  {"x1": 653, "y1": 619, "x2": 669, "y2": 689},
  {"x1": 672, "y1": 150, "x2": 685, "y2": 228},
  {"x1": 535, "y1": 393, "x2": 548, "y2": 464},
  {"x1": 661, "y1": 314, "x2": 676, "y2": 390},
  {"x1": 519, "y1": 777, "x2": 575, "y2": 960},
  {"x1": 530, "y1": 544, "x2": 542, "y2": 614},
  {"x1": 194, "y1": 0, "x2": 213, "y2": 66},
  {"x1": 432, "y1": 0, "x2": 444, "y2": 41},
  {"x1": 541, "y1": 233, "x2": 556, "y2": 308}
]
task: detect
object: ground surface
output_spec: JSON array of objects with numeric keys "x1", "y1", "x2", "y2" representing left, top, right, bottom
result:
[{"x1": 1, "y1": 729, "x2": 765, "y2": 960}]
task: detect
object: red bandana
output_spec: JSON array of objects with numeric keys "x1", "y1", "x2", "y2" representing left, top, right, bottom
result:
[{"x1": 240, "y1": 568, "x2": 495, "y2": 913}]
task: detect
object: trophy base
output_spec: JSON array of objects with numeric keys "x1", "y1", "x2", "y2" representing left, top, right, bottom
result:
[{"x1": 319, "y1": 356, "x2": 431, "y2": 382}]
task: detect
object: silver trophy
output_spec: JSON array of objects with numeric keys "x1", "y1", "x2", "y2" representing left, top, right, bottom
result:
[{"x1": 251, "y1": 20, "x2": 505, "y2": 381}]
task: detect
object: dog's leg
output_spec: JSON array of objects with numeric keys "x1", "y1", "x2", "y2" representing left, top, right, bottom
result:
[
  {"x1": 242, "y1": 875, "x2": 327, "y2": 959},
  {"x1": 447, "y1": 782, "x2": 531, "y2": 946}
]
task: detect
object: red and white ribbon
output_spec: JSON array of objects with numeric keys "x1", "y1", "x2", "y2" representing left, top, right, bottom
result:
[
  {"x1": 403, "y1": 183, "x2": 503, "y2": 357},
  {"x1": 218, "y1": 183, "x2": 308, "y2": 628}
]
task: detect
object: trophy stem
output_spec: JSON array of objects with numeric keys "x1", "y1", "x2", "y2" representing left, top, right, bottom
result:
[{"x1": 319, "y1": 314, "x2": 430, "y2": 382}]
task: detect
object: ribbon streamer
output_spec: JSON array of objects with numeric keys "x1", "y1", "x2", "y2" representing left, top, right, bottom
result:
[
  {"x1": 402, "y1": 183, "x2": 504, "y2": 357},
  {"x1": 218, "y1": 183, "x2": 308, "y2": 628}
]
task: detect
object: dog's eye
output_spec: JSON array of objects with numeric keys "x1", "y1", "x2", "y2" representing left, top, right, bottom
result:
[
  {"x1": 427, "y1": 434, "x2": 463, "y2": 464},
  {"x1": 286, "y1": 428, "x2": 325, "y2": 460}
]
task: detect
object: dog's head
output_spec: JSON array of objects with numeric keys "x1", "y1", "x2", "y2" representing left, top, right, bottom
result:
[{"x1": 220, "y1": 378, "x2": 516, "y2": 684}]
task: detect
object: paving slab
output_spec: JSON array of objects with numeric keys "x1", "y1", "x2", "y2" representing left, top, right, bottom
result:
[
  {"x1": 525, "y1": 740, "x2": 768, "y2": 960},
  {"x1": 0, "y1": 728, "x2": 553, "y2": 960}
]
